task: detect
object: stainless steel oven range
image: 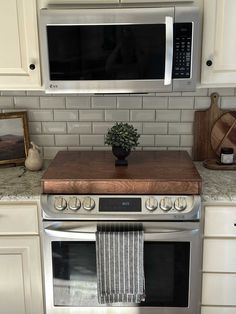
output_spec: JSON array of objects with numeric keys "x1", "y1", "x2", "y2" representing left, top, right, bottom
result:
[{"x1": 41, "y1": 193, "x2": 202, "y2": 314}]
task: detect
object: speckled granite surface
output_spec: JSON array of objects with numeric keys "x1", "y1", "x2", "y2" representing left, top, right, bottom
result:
[{"x1": 0, "y1": 160, "x2": 235, "y2": 202}]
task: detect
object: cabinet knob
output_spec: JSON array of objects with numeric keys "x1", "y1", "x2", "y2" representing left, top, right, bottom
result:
[
  {"x1": 206, "y1": 60, "x2": 213, "y2": 67},
  {"x1": 29, "y1": 64, "x2": 36, "y2": 70}
]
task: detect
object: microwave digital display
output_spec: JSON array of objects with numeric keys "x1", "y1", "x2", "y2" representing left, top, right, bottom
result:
[{"x1": 47, "y1": 24, "x2": 166, "y2": 81}]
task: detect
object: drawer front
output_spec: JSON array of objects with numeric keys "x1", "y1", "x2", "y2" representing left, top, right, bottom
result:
[
  {"x1": 204, "y1": 206, "x2": 236, "y2": 237},
  {"x1": 0, "y1": 204, "x2": 38, "y2": 235},
  {"x1": 202, "y1": 273, "x2": 236, "y2": 306},
  {"x1": 202, "y1": 307, "x2": 236, "y2": 314},
  {"x1": 203, "y1": 239, "x2": 236, "y2": 272}
]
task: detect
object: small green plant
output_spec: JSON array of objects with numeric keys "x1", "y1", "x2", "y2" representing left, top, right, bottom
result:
[{"x1": 105, "y1": 122, "x2": 140, "y2": 151}]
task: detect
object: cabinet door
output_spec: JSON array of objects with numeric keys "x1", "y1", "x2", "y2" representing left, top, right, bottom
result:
[
  {"x1": 202, "y1": 273, "x2": 236, "y2": 306},
  {"x1": 204, "y1": 206, "x2": 236, "y2": 237},
  {"x1": 201, "y1": 0, "x2": 236, "y2": 86},
  {"x1": 0, "y1": 0, "x2": 41, "y2": 89},
  {"x1": 39, "y1": 0, "x2": 119, "y2": 7},
  {"x1": 0, "y1": 237, "x2": 44, "y2": 314}
]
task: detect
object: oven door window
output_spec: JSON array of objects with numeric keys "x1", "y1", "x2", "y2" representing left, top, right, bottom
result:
[
  {"x1": 47, "y1": 24, "x2": 166, "y2": 81},
  {"x1": 52, "y1": 241, "x2": 189, "y2": 307}
]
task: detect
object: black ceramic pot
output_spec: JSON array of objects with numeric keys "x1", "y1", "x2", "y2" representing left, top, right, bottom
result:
[{"x1": 112, "y1": 146, "x2": 130, "y2": 166}]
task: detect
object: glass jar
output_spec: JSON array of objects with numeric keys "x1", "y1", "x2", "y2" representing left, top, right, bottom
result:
[{"x1": 220, "y1": 147, "x2": 234, "y2": 164}]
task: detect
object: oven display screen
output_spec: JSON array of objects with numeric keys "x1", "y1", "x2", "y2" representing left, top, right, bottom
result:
[{"x1": 99, "y1": 198, "x2": 141, "y2": 212}]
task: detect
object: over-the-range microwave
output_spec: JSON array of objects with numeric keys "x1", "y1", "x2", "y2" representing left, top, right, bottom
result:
[{"x1": 39, "y1": 6, "x2": 201, "y2": 94}]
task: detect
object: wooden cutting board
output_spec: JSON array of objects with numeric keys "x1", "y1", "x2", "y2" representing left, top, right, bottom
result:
[
  {"x1": 211, "y1": 111, "x2": 236, "y2": 156},
  {"x1": 193, "y1": 93, "x2": 224, "y2": 161}
]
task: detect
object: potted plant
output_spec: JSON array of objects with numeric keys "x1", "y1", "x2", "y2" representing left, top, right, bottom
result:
[{"x1": 105, "y1": 122, "x2": 140, "y2": 166}]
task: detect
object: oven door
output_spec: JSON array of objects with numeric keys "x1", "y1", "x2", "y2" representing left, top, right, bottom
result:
[{"x1": 42, "y1": 221, "x2": 202, "y2": 314}]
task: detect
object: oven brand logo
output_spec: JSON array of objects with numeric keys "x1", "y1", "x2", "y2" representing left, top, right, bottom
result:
[{"x1": 122, "y1": 201, "x2": 130, "y2": 206}]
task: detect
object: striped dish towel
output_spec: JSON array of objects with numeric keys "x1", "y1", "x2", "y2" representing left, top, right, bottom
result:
[{"x1": 96, "y1": 225, "x2": 145, "y2": 304}]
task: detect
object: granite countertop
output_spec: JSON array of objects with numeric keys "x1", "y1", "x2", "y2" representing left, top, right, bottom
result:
[{"x1": 0, "y1": 161, "x2": 236, "y2": 203}]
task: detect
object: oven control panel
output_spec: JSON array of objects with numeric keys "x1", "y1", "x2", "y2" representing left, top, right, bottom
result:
[{"x1": 41, "y1": 195, "x2": 201, "y2": 221}]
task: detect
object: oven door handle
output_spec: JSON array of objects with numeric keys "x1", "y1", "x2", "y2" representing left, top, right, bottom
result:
[{"x1": 44, "y1": 227, "x2": 199, "y2": 241}]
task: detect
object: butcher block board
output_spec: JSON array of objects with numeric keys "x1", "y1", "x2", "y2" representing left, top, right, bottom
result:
[
  {"x1": 41, "y1": 151, "x2": 202, "y2": 195},
  {"x1": 193, "y1": 93, "x2": 224, "y2": 161}
]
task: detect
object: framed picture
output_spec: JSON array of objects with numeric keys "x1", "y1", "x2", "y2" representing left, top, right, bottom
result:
[{"x1": 0, "y1": 111, "x2": 30, "y2": 165}]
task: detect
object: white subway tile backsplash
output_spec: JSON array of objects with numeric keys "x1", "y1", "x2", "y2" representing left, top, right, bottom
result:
[
  {"x1": 92, "y1": 122, "x2": 114, "y2": 134},
  {"x1": 55, "y1": 135, "x2": 79, "y2": 146},
  {"x1": 28, "y1": 122, "x2": 42, "y2": 134},
  {"x1": 40, "y1": 97, "x2": 65, "y2": 109},
  {"x1": 66, "y1": 96, "x2": 91, "y2": 109},
  {"x1": 155, "y1": 135, "x2": 180, "y2": 146},
  {"x1": 14, "y1": 97, "x2": 40, "y2": 109},
  {"x1": 79, "y1": 110, "x2": 104, "y2": 121},
  {"x1": 105, "y1": 110, "x2": 129, "y2": 121},
  {"x1": 80, "y1": 135, "x2": 105, "y2": 146},
  {"x1": 54, "y1": 110, "x2": 78, "y2": 121},
  {"x1": 44, "y1": 147, "x2": 67, "y2": 159},
  {"x1": 143, "y1": 96, "x2": 168, "y2": 109},
  {"x1": 208, "y1": 88, "x2": 235, "y2": 96},
  {"x1": 194, "y1": 97, "x2": 211, "y2": 109},
  {"x1": 156, "y1": 110, "x2": 181, "y2": 122},
  {"x1": 28, "y1": 110, "x2": 54, "y2": 121},
  {"x1": 143, "y1": 122, "x2": 167, "y2": 134},
  {"x1": 67, "y1": 122, "x2": 92, "y2": 134},
  {"x1": 221, "y1": 97, "x2": 236, "y2": 109},
  {"x1": 1, "y1": 88, "x2": 234, "y2": 158},
  {"x1": 92, "y1": 96, "x2": 116, "y2": 108},
  {"x1": 180, "y1": 135, "x2": 194, "y2": 146},
  {"x1": 30, "y1": 135, "x2": 55, "y2": 146},
  {"x1": 117, "y1": 96, "x2": 142, "y2": 109},
  {"x1": 139, "y1": 135, "x2": 155, "y2": 146},
  {"x1": 130, "y1": 110, "x2": 155, "y2": 121},
  {"x1": 42, "y1": 122, "x2": 67, "y2": 134},
  {"x1": 181, "y1": 110, "x2": 195, "y2": 122},
  {"x1": 169, "y1": 97, "x2": 194, "y2": 109},
  {"x1": 169, "y1": 123, "x2": 192, "y2": 135},
  {"x1": 0, "y1": 97, "x2": 14, "y2": 108}
]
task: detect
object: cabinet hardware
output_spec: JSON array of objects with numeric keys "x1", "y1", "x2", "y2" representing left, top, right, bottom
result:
[
  {"x1": 29, "y1": 64, "x2": 36, "y2": 70},
  {"x1": 206, "y1": 60, "x2": 213, "y2": 66}
]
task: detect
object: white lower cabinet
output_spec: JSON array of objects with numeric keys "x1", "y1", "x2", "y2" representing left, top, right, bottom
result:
[
  {"x1": 0, "y1": 202, "x2": 44, "y2": 314},
  {"x1": 201, "y1": 205, "x2": 236, "y2": 314}
]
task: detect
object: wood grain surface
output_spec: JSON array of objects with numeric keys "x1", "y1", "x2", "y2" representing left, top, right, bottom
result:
[
  {"x1": 203, "y1": 159, "x2": 236, "y2": 170},
  {"x1": 41, "y1": 151, "x2": 202, "y2": 195},
  {"x1": 193, "y1": 93, "x2": 224, "y2": 161},
  {"x1": 211, "y1": 111, "x2": 236, "y2": 156}
]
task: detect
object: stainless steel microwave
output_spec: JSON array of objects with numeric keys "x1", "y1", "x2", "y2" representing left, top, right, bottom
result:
[{"x1": 39, "y1": 6, "x2": 201, "y2": 94}]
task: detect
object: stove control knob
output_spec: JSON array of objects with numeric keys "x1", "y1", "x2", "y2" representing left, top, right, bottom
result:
[
  {"x1": 174, "y1": 197, "x2": 187, "y2": 212},
  {"x1": 160, "y1": 197, "x2": 172, "y2": 212},
  {"x1": 145, "y1": 197, "x2": 158, "y2": 211},
  {"x1": 54, "y1": 197, "x2": 67, "y2": 211},
  {"x1": 68, "y1": 197, "x2": 81, "y2": 211},
  {"x1": 83, "y1": 197, "x2": 95, "y2": 211}
]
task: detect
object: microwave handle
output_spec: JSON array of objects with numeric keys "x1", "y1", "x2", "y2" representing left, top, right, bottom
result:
[
  {"x1": 164, "y1": 16, "x2": 174, "y2": 86},
  {"x1": 44, "y1": 227, "x2": 198, "y2": 241}
]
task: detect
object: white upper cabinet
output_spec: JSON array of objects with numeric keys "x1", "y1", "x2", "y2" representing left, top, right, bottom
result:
[
  {"x1": 0, "y1": 0, "x2": 41, "y2": 90},
  {"x1": 120, "y1": 0, "x2": 193, "y2": 3},
  {"x1": 201, "y1": 0, "x2": 236, "y2": 86}
]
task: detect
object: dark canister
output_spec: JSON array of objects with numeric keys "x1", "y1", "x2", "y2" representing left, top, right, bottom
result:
[{"x1": 220, "y1": 147, "x2": 234, "y2": 164}]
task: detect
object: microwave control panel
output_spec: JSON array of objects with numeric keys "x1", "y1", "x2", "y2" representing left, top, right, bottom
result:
[{"x1": 172, "y1": 23, "x2": 192, "y2": 79}]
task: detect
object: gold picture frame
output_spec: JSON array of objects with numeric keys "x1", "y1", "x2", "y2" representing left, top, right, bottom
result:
[{"x1": 0, "y1": 111, "x2": 30, "y2": 166}]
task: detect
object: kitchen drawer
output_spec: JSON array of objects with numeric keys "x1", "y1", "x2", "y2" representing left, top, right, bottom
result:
[
  {"x1": 0, "y1": 203, "x2": 38, "y2": 235},
  {"x1": 201, "y1": 307, "x2": 236, "y2": 314},
  {"x1": 204, "y1": 206, "x2": 236, "y2": 237},
  {"x1": 202, "y1": 273, "x2": 236, "y2": 306},
  {"x1": 203, "y1": 239, "x2": 236, "y2": 272}
]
